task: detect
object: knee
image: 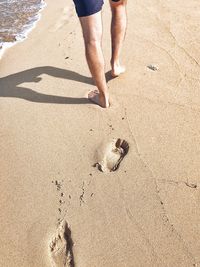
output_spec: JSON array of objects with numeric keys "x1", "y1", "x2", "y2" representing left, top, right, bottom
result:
[
  {"x1": 84, "y1": 40, "x2": 101, "y2": 57},
  {"x1": 83, "y1": 33, "x2": 102, "y2": 47}
]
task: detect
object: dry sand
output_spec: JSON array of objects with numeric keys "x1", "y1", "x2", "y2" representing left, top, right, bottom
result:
[{"x1": 1, "y1": 0, "x2": 200, "y2": 266}]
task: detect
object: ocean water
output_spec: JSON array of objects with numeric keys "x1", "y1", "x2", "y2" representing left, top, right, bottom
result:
[{"x1": 0, "y1": 0, "x2": 46, "y2": 57}]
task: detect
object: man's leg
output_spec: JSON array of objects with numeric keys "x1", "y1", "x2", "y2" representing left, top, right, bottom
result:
[
  {"x1": 110, "y1": 0, "x2": 127, "y2": 77},
  {"x1": 79, "y1": 12, "x2": 109, "y2": 108}
]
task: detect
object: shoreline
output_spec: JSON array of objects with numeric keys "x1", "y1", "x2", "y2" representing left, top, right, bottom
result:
[
  {"x1": 1, "y1": 0, "x2": 200, "y2": 266},
  {"x1": 0, "y1": 0, "x2": 46, "y2": 60}
]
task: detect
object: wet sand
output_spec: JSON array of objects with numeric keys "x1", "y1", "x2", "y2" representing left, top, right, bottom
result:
[{"x1": 0, "y1": 0, "x2": 200, "y2": 266}]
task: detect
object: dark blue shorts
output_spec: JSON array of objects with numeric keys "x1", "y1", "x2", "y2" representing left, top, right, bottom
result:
[{"x1": 73, "y1": 0, "x2": 104, "y2": 17}]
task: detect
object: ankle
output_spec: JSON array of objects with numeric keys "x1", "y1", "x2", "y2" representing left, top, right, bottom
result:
[
  {"x1": 99, "y1": 90, "x2": 109, "y2": 98},
  {"x1": 111, "y1": 59, "x2": 120, "y2": 67},
  {"x1": 99, "y1": 91, "x2": 110, "y2": 107}
]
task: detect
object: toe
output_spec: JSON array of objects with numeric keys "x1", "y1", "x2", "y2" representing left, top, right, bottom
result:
[{"x1": 88, "y1": 90, "x2": 99, "y2": 99}]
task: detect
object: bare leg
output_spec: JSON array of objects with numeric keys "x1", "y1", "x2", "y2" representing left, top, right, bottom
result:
[
  {"x1": 110, "y1": 0, "x2": 127, "y2": 77},
  {"x1": 79, "y1": 12, "x2": 109, "y2": 108}
]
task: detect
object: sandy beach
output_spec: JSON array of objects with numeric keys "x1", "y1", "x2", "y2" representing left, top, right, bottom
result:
[{"x1": 1, "y1": 0, "x2": 200, "y2": 266}]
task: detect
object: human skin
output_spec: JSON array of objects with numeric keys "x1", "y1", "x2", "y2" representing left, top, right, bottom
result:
[{"x1": 79, "y1": 0, "x2": 127, "y2": 108}]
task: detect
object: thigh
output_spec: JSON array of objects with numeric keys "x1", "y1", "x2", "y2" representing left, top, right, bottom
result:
[
  {"x1": 79, "y1": 11, "x2": 103, "y2": 43},
  {"x1": 73, "y1": 0, "x2": 104, "y2": 17},
  {"x1": 109, "y1": 0, "x2": 127, "y2": 8}
]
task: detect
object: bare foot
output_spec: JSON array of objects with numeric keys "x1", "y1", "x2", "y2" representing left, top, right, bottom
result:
[
  {"x1": 111, "y1": 62, "x2": 126, "y2": 77},
  {"x1": 88, "y1": 90, "x2": 110, "y2": 108}
]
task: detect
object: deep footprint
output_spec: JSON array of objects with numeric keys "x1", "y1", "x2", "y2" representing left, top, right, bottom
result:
[
  {"x1": 49, "y1": 220, "x2": 74, "y2": 267},
  {"x1": 95, "y1": 138, "x2": 129, "y2": 172}
]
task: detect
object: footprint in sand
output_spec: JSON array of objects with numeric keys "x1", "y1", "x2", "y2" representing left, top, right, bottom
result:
[
  {"x1": 94, "y1": 138, "x2": 129, "y2": 173},
  {"x1": 49, "y1": 220, "x2": 74, "y2": 267}
]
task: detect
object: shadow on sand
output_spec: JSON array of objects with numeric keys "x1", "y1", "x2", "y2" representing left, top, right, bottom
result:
[{"x1": 0, "y1": 66, "x2": 114, "y2": 105}]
